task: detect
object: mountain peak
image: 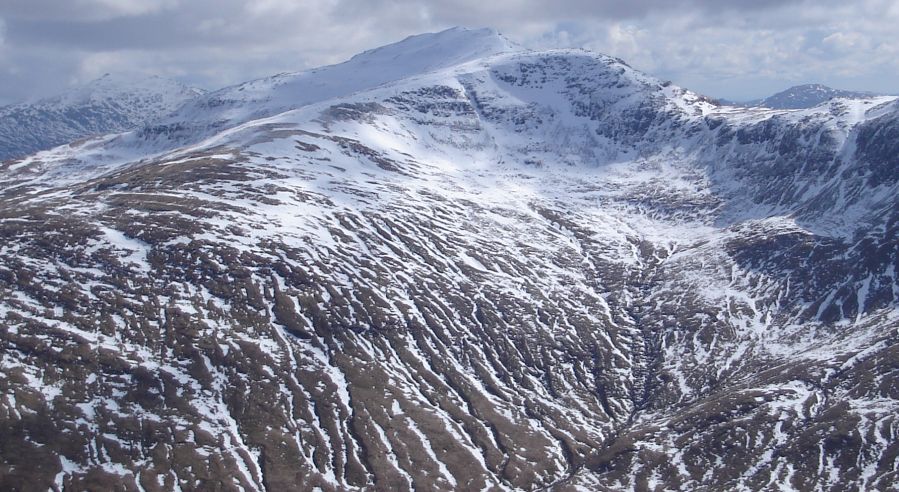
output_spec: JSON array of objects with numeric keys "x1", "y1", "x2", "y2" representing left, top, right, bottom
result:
[
  {"x1": 347, "y1": 26, "x2": 517, "y2": 69},
  {"x1": 789, "y1": 83, "x2": 831, "y2": 91},
  {"x1": 79, "y1": 72, "x2": 201, "y2": 93},
  {"x1": 152, "y1": 27, "x2": 519, "y2": 141},
  {"x1": 756, "y1": 83, "x2": 878, "y2": 109}
]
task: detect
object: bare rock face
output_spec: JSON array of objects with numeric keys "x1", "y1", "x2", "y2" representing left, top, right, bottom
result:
[{"x1": 0, "y1": 28, "x2": 897, "y2": 491}]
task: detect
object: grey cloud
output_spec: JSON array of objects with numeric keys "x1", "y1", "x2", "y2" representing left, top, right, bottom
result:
[
  {"x1": 0, "y1": 0, "x2": 179, "y2": 21},
  {"x1": 412, "y1": 0, "x2": 838, "y2": 27},
  {"x1": 7, "y1": 17, "x2": 193, "y2": 50}
]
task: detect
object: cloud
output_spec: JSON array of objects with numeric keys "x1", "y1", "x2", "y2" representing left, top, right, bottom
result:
[
  {"x1": 822, "y1": 32, "x2": 869, "y2": 54},
  {"x1": 0, "y1": 0, "x2": 896, "y2": 105},
  {"x1": 0, "y1": 0, "x2": 179, "y2": 21}
]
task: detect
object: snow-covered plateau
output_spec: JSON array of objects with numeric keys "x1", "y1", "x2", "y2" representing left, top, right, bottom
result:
[{"x1": 1, "y1": 27, "x2": 897, "y2": 491}]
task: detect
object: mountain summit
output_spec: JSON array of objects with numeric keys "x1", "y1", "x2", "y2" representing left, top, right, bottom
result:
[
  {"x1": 751, "y1": 83, "x2": 879, "y2": 109},
  {"x1": 348, "y1": 27, "x2": 517, "y2": 67},
  {"x1": 150, "y1": 27, "x2": 518, "y2": 143},
  {"x1": 1, "y1": 28, "x2": 898, "y2": 491}
]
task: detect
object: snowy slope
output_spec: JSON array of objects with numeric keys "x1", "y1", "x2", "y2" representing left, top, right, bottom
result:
[
  {"x1": 0, "y1": 27, "x2": 897, "y2": 491},
  {"x1": 0, "y1": 74, "x2": 205, "y2": 161},
  {"x1": 145, "y1": 27, "x2": 517, "y2": 142}
]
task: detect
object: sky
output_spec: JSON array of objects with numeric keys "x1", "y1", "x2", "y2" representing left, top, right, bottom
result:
[{"x1": 1, "y1": 0, "x2": 897, "y2": 105}]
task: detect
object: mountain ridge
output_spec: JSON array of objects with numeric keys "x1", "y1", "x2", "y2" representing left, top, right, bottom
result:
[{"x1": 159, "y1": 27, "x2": 517, "y2": 133}]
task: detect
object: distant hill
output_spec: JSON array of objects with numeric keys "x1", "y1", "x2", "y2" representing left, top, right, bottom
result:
[
  {"x1": 0, "y1": 74, "x2": 205, "y2": 161},
  {"x1": 734, "y1": 83, "x2": 881, "y2": 109}
]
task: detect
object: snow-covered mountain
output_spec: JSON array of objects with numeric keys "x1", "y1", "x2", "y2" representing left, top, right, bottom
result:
[
  {"x1": 0, "y1": 74, "x2": 205, "y2": 161},
  {"x1": 1, "y1": 27, "x2": 897, "y2": 491},
  {"x1": 140, "y1": 27, "x2": 518, "y2": 145},
  {"x1": 744, "y1": 83, "x2": 881, "y2": 109}
]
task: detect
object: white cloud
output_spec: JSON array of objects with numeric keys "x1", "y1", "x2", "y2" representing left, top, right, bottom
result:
[
  {"x1": 823, "y1": 32, "x2": 868, "y2": 53},
  {"x1": 243, "y1": 0, "x2": 312, "y2": 17}
]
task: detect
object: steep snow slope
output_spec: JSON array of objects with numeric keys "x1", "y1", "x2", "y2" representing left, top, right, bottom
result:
[
  {"x1": 0, "y1": 74, "x2": 205, "y2": 161},
  {"x1": 0, "y1": 28, "x2": 897, "y2": 491}
]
